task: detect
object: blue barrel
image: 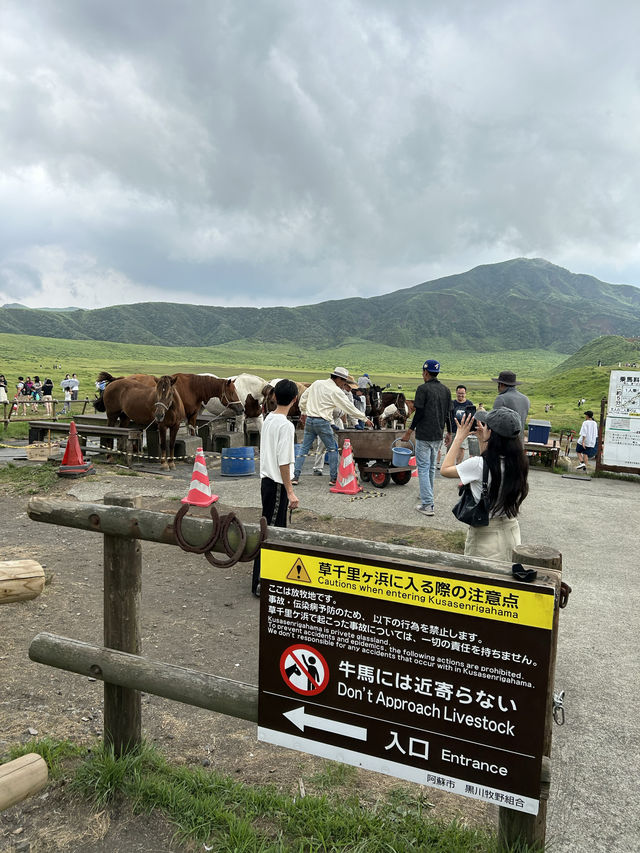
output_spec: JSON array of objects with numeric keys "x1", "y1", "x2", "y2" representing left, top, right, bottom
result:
[{"x1": 220, "y1": 446, "x2": 255, "y2": 476}]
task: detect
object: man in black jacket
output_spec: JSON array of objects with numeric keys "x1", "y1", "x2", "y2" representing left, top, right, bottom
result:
[{"x1": 402, "y1": 359, "x2": 451, "y2": 517}]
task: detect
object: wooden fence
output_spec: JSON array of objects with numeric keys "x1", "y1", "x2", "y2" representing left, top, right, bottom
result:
[
  {"x1": 25, "y1": 494, "x2": 563, "y2": 851},
  {"x1": 3, "y1": 396, "x2": 95, "y2": 427}
]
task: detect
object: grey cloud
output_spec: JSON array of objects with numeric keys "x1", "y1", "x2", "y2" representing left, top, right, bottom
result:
[{"x1": 1, "y1": 0, "x2": 640, "y2": 308}]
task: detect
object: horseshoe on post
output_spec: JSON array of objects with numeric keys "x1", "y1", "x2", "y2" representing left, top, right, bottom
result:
[
  {"x1": 173, "y1": 503, "x2": 221, "y2": 554},
  {"x1": 204, "y1": 511, "x2": 247, "y2": 568}
]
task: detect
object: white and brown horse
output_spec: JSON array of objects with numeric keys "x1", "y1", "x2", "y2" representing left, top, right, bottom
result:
[{"x1": 202, "y1": 373, "x2": 269, "y2": 425}]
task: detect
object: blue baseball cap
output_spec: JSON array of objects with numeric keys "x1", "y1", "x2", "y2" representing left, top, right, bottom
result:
[{"x1": 422, "y1": 359, "x2": 440, "y2": 373}]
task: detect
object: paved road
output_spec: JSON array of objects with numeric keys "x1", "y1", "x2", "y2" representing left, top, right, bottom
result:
[{"x1": 46, "y1": 457, "x2": 640, "y2": 852}]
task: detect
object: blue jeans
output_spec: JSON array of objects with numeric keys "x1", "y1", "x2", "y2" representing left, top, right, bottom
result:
[
  {"x1": 415, "y1": 439, "x2": 441, "y2": 507},
  {"x1": 294, "y1": 418, "x2": 339, "y2": 481}
]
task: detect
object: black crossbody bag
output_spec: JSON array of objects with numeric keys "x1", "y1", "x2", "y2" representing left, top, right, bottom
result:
[{"x1": 451, "y1": 459, "x2": 490, "y2": 527}]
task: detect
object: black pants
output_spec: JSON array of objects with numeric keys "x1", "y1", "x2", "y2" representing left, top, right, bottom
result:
[{"x1": 252, "y1": 478, "x2": 289, "y2": 594}]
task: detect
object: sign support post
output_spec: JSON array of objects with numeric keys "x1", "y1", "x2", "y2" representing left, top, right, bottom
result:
[{"x1": 498, "y1": 545, "x2": 562, "y2": 852}]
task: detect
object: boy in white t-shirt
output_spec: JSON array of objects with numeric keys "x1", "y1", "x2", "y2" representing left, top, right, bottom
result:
[
  {"x1": 576, "y1": 410, "x2": 598, "y2": 471},
  {"x1": 252, "y1": 379, "x2": 299, "y2": 597}
]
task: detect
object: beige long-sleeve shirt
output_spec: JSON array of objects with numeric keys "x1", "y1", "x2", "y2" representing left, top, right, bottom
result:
[{"x1": 299, "y1": 379, "x2": 364, "y2": 422}]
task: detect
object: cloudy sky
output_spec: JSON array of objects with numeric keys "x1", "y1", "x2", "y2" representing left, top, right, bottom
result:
[{"x1": 1, "y1": 1, "x2": 640, "y2": 310}]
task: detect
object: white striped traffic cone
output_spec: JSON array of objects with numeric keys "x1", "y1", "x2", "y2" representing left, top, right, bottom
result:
[
  {"x1": 330, "y1": 438, "x2": 362, "y2": 495},
  {"x1": 181, "y1": 448, "x2": 218, "y2": 506},
  {"x1": 409, "y1": 455, "x2": 418, "y2": 478}
]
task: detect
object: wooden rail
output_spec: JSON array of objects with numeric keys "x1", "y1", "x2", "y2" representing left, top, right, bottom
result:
[
  {"x1": 28, "y1": 421, "x2": 143, "y2": 466},
  {"x1": 27, "y1": 496, "x2": 549, "y2": 579}
]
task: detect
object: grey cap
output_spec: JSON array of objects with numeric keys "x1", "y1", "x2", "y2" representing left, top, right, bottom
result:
[
  {"x1": 485, "y1": 407, "x2": 522, "y2": 437},
  {"x1": 331, "y1": 366, "x2": 349, "y2": 380}
]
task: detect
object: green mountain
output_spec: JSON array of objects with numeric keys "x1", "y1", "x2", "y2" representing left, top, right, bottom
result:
[
  {"x1": 2, "y1": 258, "x2": 639, "y2": 351},
  {"x1": 553, "y1": 335, "x2": 640, "y2": 372}
]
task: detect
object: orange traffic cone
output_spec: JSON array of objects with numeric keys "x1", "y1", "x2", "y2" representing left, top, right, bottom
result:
[
  {"x1": 58, "y1": 422, "x2": 95, "y2": 478},
  {"x1": 330, "y1": 439, "x2": 362, "y2": 495},
  {"x1": 182, "y1": 448, "x2": 218, "y2": 506},
  {"x1": 409, "y1": 456, "x2": 418, "y2": 478}
]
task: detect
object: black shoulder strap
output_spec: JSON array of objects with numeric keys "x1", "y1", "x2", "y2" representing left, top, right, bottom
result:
[{"x1": 480, "y1": 458, "x2": 489, "y2": 497}]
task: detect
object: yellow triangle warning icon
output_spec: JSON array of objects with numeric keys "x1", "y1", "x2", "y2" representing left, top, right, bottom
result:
[{"x1": 286, "y1": 558, "x2": 312, "y2": 583}]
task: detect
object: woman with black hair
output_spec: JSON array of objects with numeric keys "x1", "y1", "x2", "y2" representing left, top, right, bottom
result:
[{"x1": 440, "y1": 408, "x2": 529, "y2": 562}]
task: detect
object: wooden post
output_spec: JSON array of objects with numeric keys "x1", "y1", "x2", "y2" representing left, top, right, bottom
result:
[
  {"x1": 0, "y1": 753, "x2": 48, "y2": 811},
  {"x1": 498, "y1": 544, "x2": 562, "y2": 852},
  {"x1": 103, "y1": 493, "x2": 142, "y2": 756},
  {"x1": 595, "y1": 396, "x2": 606, "y2": 473},
  {"x1": 0, "y1": 559, "x2": 45, "y2": 604}
]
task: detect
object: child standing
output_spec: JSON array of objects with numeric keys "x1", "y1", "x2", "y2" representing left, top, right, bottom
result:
[
  {"x1": 252, "y1": 379, "x2": 299, "y2": 597},
  {"x1": 61, "y1": 387, "x2": 72, "y2": 415}
]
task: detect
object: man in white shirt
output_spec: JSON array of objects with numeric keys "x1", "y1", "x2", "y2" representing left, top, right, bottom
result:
[
  {"x1": 576, "y1": 410, "x2": 598, "y2": 471},
  {"x1": 292, "y1": 367, "x2": 373, "y2": 486}
]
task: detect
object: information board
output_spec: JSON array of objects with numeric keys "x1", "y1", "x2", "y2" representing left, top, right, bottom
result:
[
  {"x1": 258, "y1": 543, "x2": 556, "y2": 815},
  {"x1": 603, "y1": 371, "x2": 640, "y2": 468}
]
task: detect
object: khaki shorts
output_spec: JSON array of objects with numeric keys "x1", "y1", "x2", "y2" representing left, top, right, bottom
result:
[{"x1": 464, "y1": 516, "x2": 521, "y2": 563}]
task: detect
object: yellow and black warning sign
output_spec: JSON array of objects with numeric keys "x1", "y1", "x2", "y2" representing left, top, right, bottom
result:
[
  {"x1": 286, "y1": 558, "x2": 312, "y2": 583},
  {"x1": 261, "y1": 543, "x2": 555, "y2": 630}
]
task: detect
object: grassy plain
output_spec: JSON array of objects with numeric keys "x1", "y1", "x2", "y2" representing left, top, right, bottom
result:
[{"x1": 0, "y1": 331, "x2": 613, "y2": 434}]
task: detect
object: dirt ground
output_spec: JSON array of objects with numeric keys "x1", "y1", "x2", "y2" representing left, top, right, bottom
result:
[{"x1": 0, "y1": 466, "x2": 493, "y2": 852}]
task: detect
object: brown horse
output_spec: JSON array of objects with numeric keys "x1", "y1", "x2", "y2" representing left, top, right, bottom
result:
[
  {"x1": 97, "y1": 371, "x2": 242, "y2": 433},
  {"x1": 99, "y1": 375, "x2": 185, "y2": 469},
  {"x1": 262, "y1": 380, "x2": 310, "y2": 426}
]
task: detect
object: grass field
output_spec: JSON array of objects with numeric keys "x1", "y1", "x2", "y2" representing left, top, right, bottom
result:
[{"x1": 0, "y1": 331, "x2": 612, "y2": 435}]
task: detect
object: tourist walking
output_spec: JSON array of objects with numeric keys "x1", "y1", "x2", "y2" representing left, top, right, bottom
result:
[{"x1": 575, "y1": 410, "x2": 598, "y2": 471}]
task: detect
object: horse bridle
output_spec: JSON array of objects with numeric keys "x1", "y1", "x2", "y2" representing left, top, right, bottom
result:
[{"x1": 221, "y1": 385, "x2": 243, "y2": 410}]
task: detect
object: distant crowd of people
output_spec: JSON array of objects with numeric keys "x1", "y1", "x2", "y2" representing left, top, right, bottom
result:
[{"x1": 0, "y1": 372, "x2": 81, "y2": 415}]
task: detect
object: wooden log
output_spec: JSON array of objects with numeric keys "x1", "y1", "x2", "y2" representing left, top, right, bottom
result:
[
  {"x1": 498, "y1": 545, "x2": 562, "y2": 852},
  {"x1": 25, "y1": 497, "x2": 559, "y2": 581},
  {"x1": 103, "y1": 494, "x2": 142, "y2": 757},
  {"x1": 0, "y1": 753, "x2": 48, "y2": 811},
  {"x1": 29, "y1": 632, "x2": 258, "y2": 722},
  {"x1": 0, "y1": 559, "x2": 45, "y2": 604}
]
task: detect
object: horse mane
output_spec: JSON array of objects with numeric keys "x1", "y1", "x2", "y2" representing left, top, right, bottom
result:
[{"x1": 98, "y1": 371, "x2": 122, "y2": 384}]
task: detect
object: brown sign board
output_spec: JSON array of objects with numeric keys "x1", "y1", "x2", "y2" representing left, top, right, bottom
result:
[{"x1": 258, "y1": 542, "x2": 557, "y2": 815}]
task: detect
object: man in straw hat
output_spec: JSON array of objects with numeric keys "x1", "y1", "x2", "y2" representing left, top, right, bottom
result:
[
  {"x1": 292, "y1": 367, "x2": 373, "y2": 487},
  {"x1": 491, "y1": 370, "x2": 530, "y2": 435}
]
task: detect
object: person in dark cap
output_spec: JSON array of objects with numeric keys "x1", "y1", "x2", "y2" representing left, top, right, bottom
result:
[
  {"x1": 441, "y1": 408, "x2": 529, "y2": 561},
  {"x1": 491, "y1": 370, "x2": 530, "y2": 436},
  {"x1": 401, "y1": 359, "x2": 451, "y2": 517}
]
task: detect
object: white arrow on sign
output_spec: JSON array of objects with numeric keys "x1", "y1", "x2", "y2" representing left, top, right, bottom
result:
[{"x1": 284, "y1": 706, "x2": 367, "y2": 741}]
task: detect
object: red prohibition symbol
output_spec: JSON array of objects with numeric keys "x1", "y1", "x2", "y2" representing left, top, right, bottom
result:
[{"x1": 280, "y1": 644, "x2": 330, "y2": 696}]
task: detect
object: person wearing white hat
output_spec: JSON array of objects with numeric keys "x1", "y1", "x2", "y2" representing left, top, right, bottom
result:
[{"x1": 292, "y1": 368, "x2": 373, "y2": 486}]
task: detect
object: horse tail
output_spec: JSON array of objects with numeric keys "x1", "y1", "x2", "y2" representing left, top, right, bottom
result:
[
  {"x1": 98, "y1": 371, "x2": 120, "y2": 384},
  {"x1": 93, "y1": 392, "x2": 106, "y2": 412}
]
